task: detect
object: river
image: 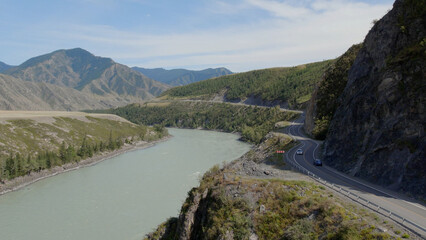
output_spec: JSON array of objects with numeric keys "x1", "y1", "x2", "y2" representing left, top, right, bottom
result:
[{"x1": 0, "y1": 128, "x2": 251, "y2": 240}]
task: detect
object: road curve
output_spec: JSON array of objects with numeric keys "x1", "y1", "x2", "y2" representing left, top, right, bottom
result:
[{"x1": 284, "y1": 113, "x2": 426, "y2": 238}]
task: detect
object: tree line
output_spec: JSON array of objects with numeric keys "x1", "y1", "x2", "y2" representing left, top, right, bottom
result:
[{"x1": 1, "y1": 132, "x2": 131, "y2": 181}]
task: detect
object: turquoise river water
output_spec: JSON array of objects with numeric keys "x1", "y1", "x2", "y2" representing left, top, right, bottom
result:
[{"x1": 0, "y1": 128, "x2": 251, "y2": 240}]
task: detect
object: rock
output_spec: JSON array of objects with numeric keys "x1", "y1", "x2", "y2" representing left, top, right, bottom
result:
[
  {"x1": 249, "y1": 233, "x2": 259, "y2": 240},
  {"x1": 260, "y1": 204, "x2": 266, "y2": 213}
]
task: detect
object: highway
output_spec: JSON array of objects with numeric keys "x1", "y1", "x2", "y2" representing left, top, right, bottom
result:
[{"x1": 284, "y1": 114, "x2": 426, "y2": 238}]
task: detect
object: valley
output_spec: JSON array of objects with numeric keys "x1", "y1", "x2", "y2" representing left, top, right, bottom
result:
[{"x1": 0, "y1": 0, "x2": 424, "y2": 239}]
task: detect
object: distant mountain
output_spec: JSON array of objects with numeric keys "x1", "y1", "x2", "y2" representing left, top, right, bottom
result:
[
  {"x1": 132, "y1": 67, "x2": 232, "y2": 86},
  {"x1": 4, "y1": 48, "x2": 170, "y2": 105},
  {"x1": 0, "y1": 61, "x2": 13, "y2": 73}
]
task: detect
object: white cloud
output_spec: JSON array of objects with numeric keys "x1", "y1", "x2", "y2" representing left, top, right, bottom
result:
[{"x1": 245, "y1": 0, "x2": 312, "y2": 18}]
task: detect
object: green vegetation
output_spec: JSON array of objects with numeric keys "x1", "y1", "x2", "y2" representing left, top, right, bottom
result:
[
  {"x1": 102, "y1": 102, "x2": 298, "y2": 144},
  {"x1": 311, "y1": 44, "x2": 362, "y2": 139},
  {"x1": 0, "y1": 116, "x2": 166, "y2": 181},
  {"x1": 148, "y1": 166, "x2": 394, "y2": 240},
  {"x1": 161, "y1": 60, "x2": 333, "y2": 108}
]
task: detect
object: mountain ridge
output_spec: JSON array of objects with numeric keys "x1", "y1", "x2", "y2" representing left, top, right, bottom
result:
[{"x1": 132, "y1": 67, "x2": 232, "y2": 86}]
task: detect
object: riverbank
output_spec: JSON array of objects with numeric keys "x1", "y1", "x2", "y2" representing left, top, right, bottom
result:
[{"x1": 0, "y1": 135, "x2": 172, "y2": 196}]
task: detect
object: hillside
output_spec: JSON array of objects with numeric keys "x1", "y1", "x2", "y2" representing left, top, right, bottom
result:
[
  {"x1": 0, "y1": 111, "x2": 167, "y2": 183},
  {"x1": 160, "y1": 61, "x2": 333, "y2": 109},
  {"x1": 323, "y1": 0, "x2": 425, "y2": 198},
  {"x1": 305, "y1": 44, "x2": 362, "y2": 139},
  {"x1": 0, "y1": 61, "x2": 13, "y2": 73},
  {"x1": 0, "y1": 73, "x2": 126, "y2": 110},
  {"x1": 132, "y1": 67, "x2": 232, "y2": 86},
  {"x1": 2, "y1": 48, "x2": 170, "y2": 110}
]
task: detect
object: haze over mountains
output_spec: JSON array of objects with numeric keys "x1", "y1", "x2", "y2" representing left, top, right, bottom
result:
[
  {"x1": 0, "y1": 48, "x2": 172, "y2": 110},
  {"x1": 0, "y1": 61, "x2": 13, "y2": 72},
  {"x1": 132, "y1": 67, "x2": 232, "y2": 86}
]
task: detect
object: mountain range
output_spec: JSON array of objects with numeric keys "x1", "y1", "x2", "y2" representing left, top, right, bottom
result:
[
  {"x1": 0, "y1": 48, "x2": 171, "y2": 110},
  {"x1": 132, "y1": 67, "x2": 232, "y2": 86}
]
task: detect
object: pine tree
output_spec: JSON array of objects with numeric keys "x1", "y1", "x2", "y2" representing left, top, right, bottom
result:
[
  {"x1": 45, "y1": 151, "x2": 52, "y2": 169},
  {"x1": 59, "y1": 142, "x2": 67, "y2": 163}
]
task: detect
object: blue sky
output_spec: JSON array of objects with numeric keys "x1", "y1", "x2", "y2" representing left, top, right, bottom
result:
[{"x1": 1, "y1": 0, "x2": 394, "y2": 72}]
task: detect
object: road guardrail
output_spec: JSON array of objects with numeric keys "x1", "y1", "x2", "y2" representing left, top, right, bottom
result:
[{"x1": 284, "y1": 150, "x2": 426, "y2": 238}]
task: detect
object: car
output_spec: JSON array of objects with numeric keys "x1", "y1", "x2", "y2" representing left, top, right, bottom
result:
[
  {"x1": 313, "y1": 159, "x2": 322, "y2": 166},
  {"x1": 296, "y1": 149, "x2": 303, "y2": 155}
]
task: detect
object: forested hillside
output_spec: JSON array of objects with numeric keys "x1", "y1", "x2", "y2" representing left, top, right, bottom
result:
[
  {"x1": 101, "y1": 102, "x2": 298, "y2": 144},
  {"x1": 161, "y1": 60, "x2": 333, "y2": 108}
]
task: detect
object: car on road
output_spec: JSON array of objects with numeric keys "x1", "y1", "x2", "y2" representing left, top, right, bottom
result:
[
  {"x1": 296, "y1": 149, "x2": 303, "y2": 155},
  {"x1": 313, "y1": 159, "x2": 322, "y2": 166}
]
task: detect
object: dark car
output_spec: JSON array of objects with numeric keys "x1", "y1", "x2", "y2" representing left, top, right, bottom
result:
[{"x1": 313, "y1": 159, "x2": 322, "y2": 166}]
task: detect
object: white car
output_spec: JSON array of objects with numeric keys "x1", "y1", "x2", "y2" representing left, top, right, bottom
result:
[{"x1": 296, "y1": 149, "x2": 303, "y2": 155}]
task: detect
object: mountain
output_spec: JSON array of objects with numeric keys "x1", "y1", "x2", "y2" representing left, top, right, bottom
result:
[
  {"x1": 3, "y1": 48, "x2": 170, "y2": 109},
  {"x1": 322, "y1": 0, "x2": 425, "y2": 198},
  {"x1": 0, "y1": 61, "x2": 13, "y2": 73},
  {"x1": 0, "y1": 73, "x2": 125, "y2": 110},
  {"x1": 132, "y1": 67, "x2": 232, "y2": 86},
  {"x1": 161, "y1": 61, "x2": 333, "y2": 109}
]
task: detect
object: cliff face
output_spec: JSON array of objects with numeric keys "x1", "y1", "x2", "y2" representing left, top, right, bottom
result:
[{"x1": 323, "y1": 0, "x2": 425, "y2": 197}]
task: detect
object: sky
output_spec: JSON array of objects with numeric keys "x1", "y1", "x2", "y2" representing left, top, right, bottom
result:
[{"x1": 0, "y1": 0, "x2": 394, "y2": 72}]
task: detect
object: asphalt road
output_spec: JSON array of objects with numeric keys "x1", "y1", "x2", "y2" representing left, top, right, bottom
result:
[{"x1": 284, "y1": 113, "x2": 426, "y2": 238}]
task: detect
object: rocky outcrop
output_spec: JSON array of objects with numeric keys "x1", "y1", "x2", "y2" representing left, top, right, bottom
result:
[{"x1": 323, "y1": 0, "x2": 425, "y2": 198}]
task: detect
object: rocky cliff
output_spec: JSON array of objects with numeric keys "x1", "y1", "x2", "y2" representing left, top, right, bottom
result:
[{"x1": 323, "y1": 0, "x2": 425, "y2": 198}]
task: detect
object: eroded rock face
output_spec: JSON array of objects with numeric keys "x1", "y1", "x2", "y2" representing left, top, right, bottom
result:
[{"x1": 323, "y1": 0, "x2": 425, "y2": 198}]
